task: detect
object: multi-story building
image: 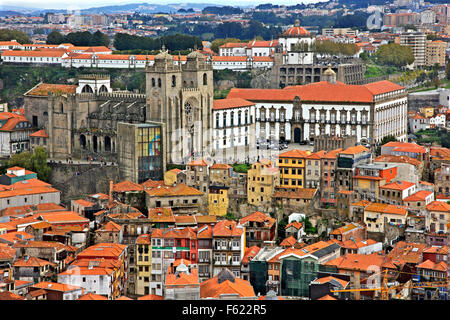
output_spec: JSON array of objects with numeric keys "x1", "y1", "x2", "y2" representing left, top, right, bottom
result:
[
  {"x1": 434, "y1": 163, "x2": 450, "y2": 197},
  {"x1": 373, "y1": 154, "x2": 422, "y2": 184},
  {"x1": 404, "y1": 190, "x2": 434, "y2": 213},
  {"x1": 352, "y1": 163, "x2": 397, "y2": 202},
  {"x1": 149, "y1": 227, "x2": 198, "y2": 296},
  {"x1": 335, "y1": 145, "x2": 371, "y2": 193},
  {"x1": 364, "y1": 203, "x2": 408, "y2": 234},
  {"x1": 239, "y1": 211, "x2": 276, "y2": 247},
  {"x1": 73, "y1": 243, "x2": 128, "y2": 298},
  {"x1": 279, "y1": 240, "x2": 341, "y2": 298},
  {"x1": 145, "y1": 183, "x2": 205, "y2": 215},
  {"x1": 135, "y1": 234, "x2": 152, "y2": 296},
  {"x1": 13, "y1": 256, "x2": 54, "y2": 284},
  {"x1": 305, "y1": 151, "x2": 325, "y2": 188},
  {"x1": 0, "y1": 111, "x2": 34, "y2": 157},
  {"x1": 212, "y1": 220, "x2": 245, "y2": 278},
  {"x1": 164, "y1": 261, "x2": 200, "y2": 300},
  {"x1": 379, "y1": 180, "x2": 417, "y2": 205},
  {"x1": 212, "y1": 98, "x2": 257, "y2": 163},
  {"x1": 277, "y1": 149, "x2": 309, "y2": 190},
  {"x1": 425, "y1": 40, "x2": 447, "y2": 67},
  {"x1": 197, "y1": 225, "x2": 213, "y2": 282},
  {"x1": 186, "y1": 159, "x2": 209, "y2": 194},
  {"x1": 227, "y1": 74, "x2": 407, "y2": 146},
  {"x1": 399, "y1": 32, "x2": 427, "y2": 67},
  {"x1": 425, "y1": 201, "x2": 450, "y2": 234},
  {"x1": 320, "y1": 148, "x2": 342, "y2": 206},
  {"x1": 208, "y1": 186, "x2": 229, "y2": 216},
  {"x1": 247, "y1": 159, "x2": 280, "y2": 206}
]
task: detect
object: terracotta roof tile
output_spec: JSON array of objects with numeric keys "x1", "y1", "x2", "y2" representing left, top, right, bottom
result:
[
  {"x1": 25, "y1": 83, "x2": 77, "y2": 96},
  {"x1": 213, "y1": 220, "x2": 244, "y2": 237},
  {"x1": 426, "y1": 201, "x2": 450, "y2": 212},
  {"x1": 213, "y1": 98, "x2": 254, "y2": 110},
  {"x1": 77, "y1": 292, "x2": 108, "y2": 300},
  {"x1": 274, "y1": 188, "x2": 317, "y2": 200},
  {"x1": 113, "y1": 180, "x2": 144, "y2": 192},
  {"x1": 242, "y1": 246, "x2": 261, "y2": 264},
  {"x1": 239, "y1": 211, "x2": 275, "y2": 229}
]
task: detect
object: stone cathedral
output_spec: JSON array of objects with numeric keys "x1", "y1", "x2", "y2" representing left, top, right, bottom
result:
[
  {"x1": 22, "y1": 48, "x2": 214, "y2": 183},
  {"x1": 145, "y1": 48, "x2": 214, "y2": 164}
]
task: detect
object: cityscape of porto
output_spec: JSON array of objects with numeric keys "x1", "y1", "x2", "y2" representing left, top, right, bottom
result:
[{"x1": 0, "y1": 0, "x2": 449, "y2": 310}]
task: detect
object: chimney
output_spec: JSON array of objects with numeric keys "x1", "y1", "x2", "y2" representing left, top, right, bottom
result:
[{"x1": 109, "y1": 180, "x2": 113, "y2": 208}]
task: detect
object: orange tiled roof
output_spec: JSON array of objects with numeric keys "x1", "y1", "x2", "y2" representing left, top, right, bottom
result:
[
  {"x1": 32, "y1": 281, "x2": 83, "y2": 292},
  {"x1": 13, "y1": 256, "x2": 55, "y2": 267},
  {"x1": 165, "y1": 267, "x2": 200, "y2": 286},
  {"x1": 373, "y1": 155, "x2": 421, "y2": 167},
  {"x1": 404, "y1": 190, "x2": 433, "y2": 202},
  {"x1": 317, "y1": 294, "x2": 337, "y2": 300},
  {"x1": 0, "y1": 231, "x2": 34, "y2": 244},
  {"x1": 148, "y1": 207, "x2": 175, "y2": 223},
  {"x1": 145, "y1": 183, "x2": 204, "y2": 197},
  {"x1": 330, "y1": 222, "x2": 362, "y2": 235},
  {"x1": 77, "y1": 243, "x2": 127, "y2": 259},
  {"x1": 194, "y1": 215, "x2": 217, "y2": 225},
  {"x1": 380, "y1": 180, "x2": 415, "y2": 191},
  {"x1": 313, "y1": 276, "x2": 349, "y2": 288},
  {"x1": 278, "y1": 149, "x2": 310, "y2": 158},
  {"x1": 187, "y1": 159, "x2": 209, "y2": 166},
  {"x1": 0, "y1": 291, "x2": 25, "y2": 300},
  {"x1": 324, "y1": 253, "x2": 385, "y2": 272},
  {"x1": 239, "y1": 211, "x2": 275, "y2": 228},
  {"x1": 140, "y1": 179, "x2": 165, "y2": 189},
  {"x1": 39, "y1": 211, "x2": 89, "y2": 224},
  {"x1": 285, "y1": 221, "x2": 303, "y2": 230},
  {"x1": 280, "y1": 236, "x2": 298, "y2": 247},
  {"x1": 0, "y1": 186, "x2": 60, "y2": 199},
  {"x1": 213, "y1": 220, "x2": 244, "y2": 237},
  {"x1": 273, "y1": 188, "x2": 317, "y2": 200},
  {"x1": 137, "y1": 294, "x2": 163, "y2": 300},
  {"x1": 29, "y1": 129, "x2": 48, "y2": 139},
  {"x1": 416, "y1": 259, "x2": 447, "y2": 272},
  {"x1": 73, "y1": 199, "x2": 94, "y2": 207},
  {"x1": 2, "y1": 50, "x2": 66, "y2": 57},
  {"x1": 77, "y1": 292, "x2": 108, "y2": 300},
  {"x1": 387, "y1": 241, "x2": 428, "y2": 264},
  {"x1": 242, "y1": 246, "x2": 261, "y2": 264},
  {"x1": 340, "y1": 145, "x2": 370, "y2": 155},
  {"x1": 0, "y1": 245, "x2": 16, "y2": 260},
  {"x1": 113, "y1": 180, "x2": 144, "y2": 192},
  {"x1": 59, "y1": 266, "x2": 114, "y2": 276},
  {"x1": 322, "y1": 148, "x2": 343, "y2": 159},
  {"x1": 426, "y1": 201, "x2": 450, "y2": 212},
  {"x1": 210, "y1": 163, "x2": 232, "y2": 170},
  {"x1": 25, "y1": 83, "x2": 77, "y2": 96},
  {"x1": 365, "y1": 203, "x2": 407, "y2": 216},
  {"x1": 175, "y1": 215, "x2": 197, "y2": 225},
  {"x1": 213, "y1": 98, "x2": 254, "y2": 110},
  {"x1": 116, "y1": 296, "x2": 133, "y2": 300},
  {"x1": 197, "y1": 225, "x2": 213, "y2": 239},
  {"x1": 200, "y1": 273, "x2": 255, "y2": 298},
  {"x1": 98, "y1": 221, "x2": 122, "y2": 232}
]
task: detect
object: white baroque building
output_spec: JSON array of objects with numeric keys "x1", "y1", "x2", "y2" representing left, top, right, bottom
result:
[{"x1": 224, "y1": 68, "x2": 407, "y2": 146}]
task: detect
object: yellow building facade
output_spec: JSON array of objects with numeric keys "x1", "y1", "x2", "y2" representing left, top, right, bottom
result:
[
  {"x1": 278, "y1": 149, "x2": 310, "y2": 190},
  {"x1": 247, "y1": 159, "x2": 280, "y2": 206},
  {"x1": 135, "y1": 234, "x2": 152, "y2": 296},
  {"x1": 208, "y1": 186, "x2": 229, "y2": 216}
]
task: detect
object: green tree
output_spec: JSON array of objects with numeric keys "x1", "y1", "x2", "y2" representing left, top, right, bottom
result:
[
  {"x1": 446, "y1": 61, "x2": 450, "y2": 81},
  {"x1": 92, "y1": 30, "x2": 110, "y2": 47},
  {"x1": 210, "y1": 38, "x2": 242, "y2": 53},
  {"x1": 375, "y1": 43, "x2": 415, "y2": 68},
  {"x1": 30, "y1": 147, "x2": 51, "y2": 181},
  {"x1": 0, "y1": 29, "x2": 31, "y2": 44},
  {"x1": 8, "y1": 147, "x2": 51, "y2": 182},
  {"x1": 46, "y1": 31, "x2": 64, "y2": 45},
  {"x1": 277, "y1": 216, "x2": 288, "y2": 241}
]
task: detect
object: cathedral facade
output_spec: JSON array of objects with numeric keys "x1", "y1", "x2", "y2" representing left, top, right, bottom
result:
[{"x1": 145, "y1": 49, "x2": 214, "y2": 164}]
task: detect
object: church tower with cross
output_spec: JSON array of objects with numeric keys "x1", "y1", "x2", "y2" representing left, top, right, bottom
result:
[{"x1": 145, "y1": 45, "x2": 214, "y2": 164}]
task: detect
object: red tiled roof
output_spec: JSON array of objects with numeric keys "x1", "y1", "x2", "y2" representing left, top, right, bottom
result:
[
  {"x1": 77, "y1": 292, "x2": 108, "y2": 300},
  {"x1": 280, "y1": 236, "x2": 298, "y2": 247},
  {"x1": 200, "y1": 274, "x2": 255, "y2": 298},
  {"x1": 137, "y1": 294, "x2": 163, "y2": 300},
  {"x1": 239, "y1": 211, "x2": 275, "y2": 229},
  {"x1": 25, "y1": 83, "x2": 77, "y2": 96},
  {"x1": 379, "y1": 180, "x2": 415, "y2": 191},
  {"x1": 365, "y1": 203, "x2": 407, "y2": 216},
  {"x1": 213, "y1": 220, "x2": 244, "y2": 237},
  {"x1": 187, "y1": 159, "x2": 208, "y2": 166},
  {"x1": 242, "y1": 246, "x2": 261, "y2": 264},
  {"x1": 285, "y1": 221, "x2": 303, "y2": 230},
  {"x1": 404, "y1": 190, "x2": 433, "y2": 202},
  {"x1": 32, "y1": 281, "x2": 83, "y2": 292},
  {"x1": 324, "y1": 253, "x2": 385, "y2": 272},
  {"x1": 113, "y1": 180, "x2": 144, "y2": 192},
  {"x1": 426, "y1": 201, "x2": 450, "y2": 212},
  {"x1": 278, "y1": 149, "x2": 310, "y2": 158},
  {"x1": 213, "y1": 98, "x2": 254, "y2": 110}
]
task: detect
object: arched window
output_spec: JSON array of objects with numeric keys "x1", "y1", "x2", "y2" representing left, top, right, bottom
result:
[
  {"x1": 104, "y1": 136, "x2": 111, "y2": 152},
  {"x1": 172, "y1": 75, "x2": 176, "y2": 87},
  {"x1": 99, "y1": 85, "x2": 108, "y2": 93},
  {"x1": 216, "y1": 114, "x2": 220, "y2": 128},
  {"x1": 158, "y1": 78, "x2": 162, "y2": 87},
  {"x1": 203, "y1": 73, "x2": 207, "y2": 86},
  {"x1": 81, "y1": 85, "x2": 93, "y2": 93},
  {"x1": 152, "y1": 78, "x2": 155, "y2": 87},
  {"x1": 60, "y1": 103, "x2": 64, "y2": 113}
]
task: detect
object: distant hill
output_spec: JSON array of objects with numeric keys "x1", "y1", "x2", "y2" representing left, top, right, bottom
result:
[
  {"x1": 0, "y1": 10, "x2": 23, "y2": 16},
  {"x1": 0, "y1": 3, "x2": 231, "y2": 15}
]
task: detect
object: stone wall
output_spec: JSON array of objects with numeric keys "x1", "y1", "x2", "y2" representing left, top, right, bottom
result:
[{"x1": 48, "y1": 162, "x2": 119, "y2": 207}]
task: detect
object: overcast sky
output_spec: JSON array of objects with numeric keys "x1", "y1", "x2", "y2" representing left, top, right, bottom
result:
[{"x1": 1, "y1": 0, "x2": 324, "y2": 10}]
